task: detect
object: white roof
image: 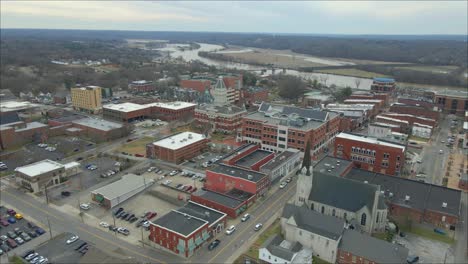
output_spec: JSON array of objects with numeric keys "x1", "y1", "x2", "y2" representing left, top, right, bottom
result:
[
  {"x1": 463, "y1": 121, "x2": 468, "y2": 130},
  {"x1": 73, "y1": 118, "x2": 123, "y2": 131},
  {"x1": 413, "y1": 122, "x2": 433, "y2": 129},
  {"x1": 0, "y1": 101, "x2": 38, "y2": 112},
  {"x1": 344, "y1": 99, "x2": 383, "y2": 104},
  {"x1": 383, "y1": 113, "x2": 435, "y2": 122},
  {"x1": 153, "y1": 132, "x2": 206, "y2": 150},
  {"x1": 326, "y1": 104, "x2": 375, "y2": 110},
  {"x1": 146, "y1": 101, "x2": 196, "y2": 110},
  {"x1": 64, "y1": 162, "x2": 80, "y2": 170},
  {"x1": 376, "y1": 115, "x2": 409, "y2": 124},
  {"x1": 371, "y1": 122, "x2": 400, "y2": 128},
  {"x1": 336, "y1": 132, "x2": 406, "y2": 151},
  {"x1": 66, "y1": 127, "x2": 83, "y2": 132},
  {"x1": 91, "y1": 174, "x2": 154, "y2": 200},
  {"x1": 15, "y1": 159, "x2": 64, "y2": 177},
  {"x1": 103, "y1": 102, "x2": 149, "y2": 112}
]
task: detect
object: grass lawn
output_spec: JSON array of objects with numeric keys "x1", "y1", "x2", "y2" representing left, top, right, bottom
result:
[
  {"x1": 395, "y1": 65, "x2": 458, "y2": 74},
  {"x1": 0, "y1": 171, "x2": 14, "y2": 177},
  {"x1": 409, "y1": 135, "x2": 430, "y2": 143},
  {"x1": 316, "y1": 68, "x2": 390, "y2": 79},
  {"x1": 401, "y1": 226, "x2": 455, "y2": 244},
  {"x1": 245, "y1": 219, "x2": 281, "y2": 260},
  {"x1": 313, "y1": 256, "x2": 331, "y2": 264},
  {"x1": 117, "y1": 136, "x2": 154, "y2": 155}
]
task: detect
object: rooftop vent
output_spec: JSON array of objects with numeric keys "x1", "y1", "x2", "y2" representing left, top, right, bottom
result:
[
  {"x1": 389, "y1": 192, "x2": 393, "y2": 197},
  {"x1": 231, "y1": 170, "x2": 235, "y2": 174},
  {"x1": 188, "y1": 133, "x2": 193, "y2": 139},
  {"x1": 171, "y1": 141, "x2": 175, "y2": 144},
  {"x1": 324, "y1": 163, "x2": 331, "y2": 167},
  {"x1": 442, "y1": 202, "x2": 447, "y2": 208},
  {"x1": 247, "y1": 174, "x2": 253, "y2": 180},
  {"x1": 405, "y1": 195, "x2": 410, "y2": 201},
  {"x1": 364, "y1": 181, "x2": 368, "y2": 184},
  {"x1": 205, "y1": 211, "x2": 210, "y2": 217},
  {"x1": 381, "y1": 191, "x2": 385, "y2": 194}
]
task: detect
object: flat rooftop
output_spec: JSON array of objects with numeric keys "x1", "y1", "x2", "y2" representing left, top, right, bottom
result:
[
  {"x1": 371, "y1": 122, "x2": 400, "y2": 128},
  {"x1": 376, "y1": 115, "x2": 410, "y2": 124},
  {"x1": 15, "y1": 122, "x2": 48, "y2": 132},
  {"x1": 0, "y1": 101, "x2": 38, "y2": 113},
  {"x1": 223, "y1": 144, "x2": 257, "y2": 162},
  {"x1": 152, "y1": 132, "x2": 206, "y2": 150},
  {"x1": 72, "y1": 118, "x2": 123, "y2": 131},
  {"x1": 344, "y1": 99, "x2": 383, "y2": 103},
  {"x1": 210, "y1": 164, "x2": 267, "y2": 182},
  {"x1": 435, "y1": 89, "x2": 468, "y2": 98},
  {"x1": 260, "y1": 149, "x2": 300, "y2": 171},
  {"x1": 15, "y1": 159, "x2": 64, "y2": 177},
  {"x1": 313, "y1": 156, "x2": 353, "y2": 176},
  {"x1": 336, "y1": 132, "x2": 406, "y2": 151},
  {"x1": 383, "y1": 113, "x2": 435, "y2": 122},
  {"x1": 326, "y1": 104, "x2": 375, "y2": 110},
  {"x1": 245, "y1": 112, "x2": 327, "y2": 131},
  {"x1": 235, "y1": 150, "x2": 272, "y2": 168},
  {"x1": 176, "y1": 201, "x2": 226, "y2": 227},
  {"x1": 193, "y1": 190, "x2": 244, "y2": 209},
  {"x1": 91, "y1": 174, "x2": 154, "y2": 201},
  {"x1": 146, "y1": 101, "x2": 196, "y2": 110},
  {"x1": 152, "y1": 210, "x2": 207, "y2": 237},
  {"x1": 103, "y1": 102, "x2": 149, "y2": 113},
  {"x1": 373, "y1": 77, "x2": 395, "y2": 83}
]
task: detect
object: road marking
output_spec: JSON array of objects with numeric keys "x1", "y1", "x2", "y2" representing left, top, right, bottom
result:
[
  {"x1": 2, "y1": 190, "x2": 168, "y2": 264},
  {"x1": 208, "y1": 182, "x2": 296, "y2": 263}
]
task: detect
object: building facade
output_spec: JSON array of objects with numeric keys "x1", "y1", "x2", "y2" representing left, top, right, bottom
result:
[
  {"x1": 128, "y1": 80, "x2": 156, "y2": 93},
  {"x1": 370, "y1": 78, "x2": 396, "y2": 93},
  {"x1": 146, "y1": 132, "x2": 208, "y2": 164},
  {"x1": 238, "y1": 102, "x2": 340, "y2": 158},
  {"x1": 194, "y1": 104, "x2": 247, "y2": 133},
  {"x1": 334, "y1": 132, "x2": 406, "y2": 176},
  {"x1": 71, "y1": 86, "x2": 102, "y2": 114},
  {"x1": 434, "y1": 90, "x2": 468, "y2": 116}
]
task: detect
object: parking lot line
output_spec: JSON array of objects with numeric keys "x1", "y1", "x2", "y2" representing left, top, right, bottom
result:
[{"x1": 2, "y1": 189, "x2": 167, "y2": 264}]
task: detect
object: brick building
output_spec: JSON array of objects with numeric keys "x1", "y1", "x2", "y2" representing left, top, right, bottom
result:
[
  {"x1": 396, "y1": 97, "x2": 435, "y2": 111},
  {"x1": 379, "y1": 112, "x2": 437, "y2": 128},
  {"x1": 71, "y1": 86, "x2": 102, "y2": 114},
  {"x1": 221, "y1": 144, "x2": 274, "y2": 171},
  {"x1": 71, "y1": 118, "x2": 129, "y2": 142},
  {"x1": 149, "y1": 201, "x2": 227, "y2": 258},
  {"x1": 0, "y1": 121, "x2": 49, "y2": 150},
  {"x1": 370, "y1": 77, "x2": 396, "y2": 93},
  {"x1": 103, "y1": 102, "x2": 196, "y2": 123},
  {"x1": 390, "y1": 103, "x2": 439, "y2": 121},
  {"x1": 374, "y1": 115, "x2": 410, "y2": 133},
  {"x1": 190, "y1": 189, "x2": 255, "y2": 218},
  {"x1": 346, "y1": 168, "x2": 461, "y2": 227},
  {"x1": 302, "y1": 91, "x2": 333, "y2": 108},
  {"x1": 334, "y1": 132, "x2": 406, "y2": 176},
  {"x1": 349, "y1": 92, "x2": 390, "y2": 106},
  {"x1": 146, "y1": 132, "x2": 208, "y2": 163},
  {"x1": 128, "y1": 80, "x2": 156, "y2": 93},
  {"x1": 238, "y1": 102, "x2": 340, "y2": 158},
  {"x1": 344, "y1": 99, "x2": 384, "y2": 113},
  {"x1": 205, "y1": 164, "x2": 270, "y2": 196},
  {"x1": 180, "y1": 79, "x2": 212, "y2": 93},
  {"x1": 194, "y1": 104, "x2": 247, "y2": 133},
  {"x1": 434, "y1": 90, "x2": 468, "y2": 116},
  {"x1": 242, "y1": 87, "x2": 269, "y2": 106}
]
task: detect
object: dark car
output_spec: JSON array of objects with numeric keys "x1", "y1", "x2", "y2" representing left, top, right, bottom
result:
[
  {"x1": 61, "y1": 191, "x2": 71, "y2": 197},
  {"x1": 7, "y1": 231, "x2": 17, "y2": 239},
  {"x1": 7, "y1": 209, "x2": 16, "y2": 215},
  {"x1": 7, "y1": 217, "x2": 16, "y2": 224},
  {"x1": 6, "y1": 239, "x2": 17, "y2": 248},
  {"x1": 126, "y1": 214, "x2": 135, "y2": 221},
  {"x1": 130, "y1": 217, "x2": 138, "y2": 223},
  {"x1": 407, "y1": 255, "x2": 419, "y2": 264},
  {"x1": 76, "y1": 157, "x2": 83, "y2": 161},
  {"x1": 121, "y1": 212, "x2": 130, "y2": 219},
  {"x1": 22, "y1": 250, "x2": 35, "y2": 258},
  {"x1": 26, "y1": 222, "x2": 35, "y2": 229},
  {"x1": 208, "y1": 239, "x2": 221, "y2": 251},
  {"x1": 0, "y1": 243, "x2": 10, "y2": 252},
  {"x1": 28, "y1": 231, "x2": 37, "y2": 238},
  {"x1": 114, "y1": 207, "x2": 124, "y2": 216},
  {"x1": 399, "y1": 232, "x2": 406, "y2": 237},
  {"x1": 75, "y1": 242, "x2": 87, "y2": 251},
  {"x1": 35, "y1": 228, "x2": 45, "y2": 235}
]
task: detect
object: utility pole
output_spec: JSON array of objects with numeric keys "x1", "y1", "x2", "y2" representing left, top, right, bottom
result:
[
  {"x1": 140, "y1": 226, "x2": 145, "y2": 248},
  {"x1": 44, "y1": 182, "x2": 50, "y2": 205},
  {"x1": 47, "y1": 215, "x2": 52, "y2": 239}
]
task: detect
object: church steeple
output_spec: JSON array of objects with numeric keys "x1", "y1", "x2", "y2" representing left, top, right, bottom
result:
[{"x1": 301, "y1": 141, "x2": 312, "y2": 176}]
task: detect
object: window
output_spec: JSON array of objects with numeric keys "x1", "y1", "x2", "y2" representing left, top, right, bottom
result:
[
  {"x1": 397, "y1": 156, "x2": 401, "y2": 161},
  {"x1": 311, "y1": 203, "x2": 314, "y2": 210},
  {"x1": 321, "y1": 206, "x2": 325, "y2": 214},
  {"x1": 344, "y1": 212, "x2": 347, "y2": 220},
  {"x1": 376, "y1": 212, "x2": 380, "y2": 223},
  {"x1": 332, "y1": 209, "x2": 336, "y2": 217},
  {"x1": 361, "y1": 213, "x2": 367, "y2": 226}
]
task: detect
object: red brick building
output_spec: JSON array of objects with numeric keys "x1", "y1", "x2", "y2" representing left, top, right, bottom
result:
[
  {"x1": 346, "y1": 168, "x2": 461, "y2": 227},
  {"x1": 349, "y1": 92, "x2": 390, "y2": 106},
  {"x1": 334, "y1": 132, "x2": 406, "y2": 176},
  {"x1": 370, "y1": 78, "x2": 396, "y2": 93},
  {"x1": 344, "y1": 99, "x2": 384, "y2": 112},
  {"x1": 0, "y1": 121, "x2": 49, "y2": 150},
  {"x1": 149, "y1": 201, "x2": 227, "y2": 258},
  {"x1": 221, "y1": 144, "x2": 275, "y2": 171},
  {"x1": 71, "y1": 118, "x2": 130, "y2": 142},
  {"x1": 458, "y1": 174, "x2": 468, "y2": 191},
  {"x1": 205, "y1": 164, "x2": 270, "y2": 196},
  {"x1": 146, "y1": 132, "x2": 208, "y2": 163},
  {"x1": 242, "y1": 87, "x2": 269, "y2": 106},
  {"x1": 128, "y1": 80, "x2": 156, "y2": 93},
  {"x1": 180, "y1": 79, "x2": 212, "y2": 93},
  {"x1": 194, "y1": 104, "x2": 247, "y2": 133},
  {"x1": 379, "y1": 113, "x2": 436, "y2": 128},
  {"x1": 390, "y1": 103, "x2": 439, "y2": 121},
  {"x1": 238, "y1": 102, "x2": 340, "y2": 158},
  {"x1": 103, "y1": 102, "x2": 196, "y2": 123},
  {"x1": 434, "y1": 90, "x2": 468, "y2": 116},
  {"x1": 190, "y1": 189, "x2": 255, "y2": 218}
]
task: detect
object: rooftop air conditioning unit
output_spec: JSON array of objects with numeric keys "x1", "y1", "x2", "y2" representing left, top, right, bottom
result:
[
  {"x1": 247, "y1": 175, "x2": 253, "y2": 180},
  {"x1": 364, "y1": 181, "x2": 368, "y2": 184},
  {"x1": 389, "y1": 192, "x2": 393, "y2": 197},
  {"x1": 442, "y1": 202, "x2": 447, "y2": 208},
  {"x1": 405, "y1": 195, "x2": 410, "y2": 201}
]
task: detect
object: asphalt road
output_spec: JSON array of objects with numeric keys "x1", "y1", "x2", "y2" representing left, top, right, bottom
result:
[
  {"x1": 0, "y1": 186, "x2": 185, "y2": 264},
  {"x1": 191, "y1": 179, "x2": 297, "y2": 264}
]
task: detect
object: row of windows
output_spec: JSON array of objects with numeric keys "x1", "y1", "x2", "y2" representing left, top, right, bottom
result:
[
  {"x1": 244, "y1": 134, "x2": 261, "y2": 139},
  {"x1": 351, "y1": 155, "x2": 375, "y2": 164},
  {"x1": 351, "y1": 147, "x2": 376, "y2": 156},
  {"x1": 245, "y1": 127, "x2": 261, "y2": 133}
]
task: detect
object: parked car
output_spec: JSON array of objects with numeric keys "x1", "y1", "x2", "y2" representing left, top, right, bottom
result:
[
  {"x1": 99, "y1": 222, "x2": 109, "y2": 228},
  {"x1": 0, "y1": 219, "x2": 9, "y2": 226},
  {"x1": 254, "y1": 223, "x2": 263, "y2": 231},
  {"x1": 407, "y1": 255, "x2": 420, "y2": 264},
  {"x1": 241, "y1": 214, "x2": 250, "y2": 222},
  {"x1": 14, "y1": 227, "x2": 22, "y2": 235},
  {"x1": 25, "y1": 252, "x2": 39, "y2": 261},
  {"x1": 61, "y1": 191, "x2": 71, "y2": 197},
  {"x1": 28, "y1": 231, "x2": 37, "y2": 238},
  {"x1": 14, "y1": 213, "x2": 23, "y2": 220},
  {"x1": 286, "y1": 177, "x2": 292, "y2": 183},
  {"x1": 23, "y1": 250, "x2": 35, "y2": 259},
  {"x1": 66, "y1": 235, "x2": 79, "y2": 244},
  {"x1": 7, "y1": 231, "x2": 17, "y2": 239},
  {"x1": 117, "y1": 227, "x2": 130, "y2": 236},
  {"x1": 35, "y1": 228, "x2": 45, "y2": 236},
  {"x1": 6, "y1": 238, "x2": 17, "y2": 248},
  {"x1": 147, "y1": 212, "x2": 157, "y2": 220},
  {"x1": 129, "y1": 217, "x2": 138, "y2": 223},
  {"x1": 176, "y1": 184, "x2": 183, "y2": 189},
  {"x1": 114, "y1": 207, "x2": 124, "y2": 216},
  {"x1": 75, "y1": 242, "x2": 87, "y2": 251},
  {"x1": 225, "y1": 225, "x2": 236, "y2": 235},
  {"x1": 208, "y1": 239, "x2": 221, "y2": 251},
  {"x1": 80, "y1": 203, "x2": 90, "y2": 210},
  {"x1": 14, "y1": 237, "x2": 24, "y2": 245},
  {"x1": 279, "y1": 182, "x2": 287, "y2": 189},
  {"x1": 0, "y1": 243, "x2": 10, "y2": 252},
  {"x1": 7, "y1": 209, "x2": 16, "y2": 215}
]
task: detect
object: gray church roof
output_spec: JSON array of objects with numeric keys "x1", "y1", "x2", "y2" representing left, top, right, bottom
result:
[
  {"x1": 261, "y1": 235, "x2": 303, "y2": 261},
  {"x1": 282, "y1": 204, "x2": 344, "y2": 240},
  {"x1": 258, "y1": 102, "x2": 329, "y2": 122},
  {"x1": 340, "y1": 229, "x2": 408, "y2": 263},
  {"x1": 309, "y1": 172, "x2": 379, "y2": 213}
]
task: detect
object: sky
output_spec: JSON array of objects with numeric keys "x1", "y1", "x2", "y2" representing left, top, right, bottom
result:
[{"x1": 1, "y1": 1, "x2": 467, "y2": 35}]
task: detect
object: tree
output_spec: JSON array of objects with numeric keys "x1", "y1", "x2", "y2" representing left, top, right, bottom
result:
[
  {"x1": 354, "y1": 78, "x2": 361, "y2": 89},
  {"x1": 334, "y1": 86, "x2": 353, "y2": 102},
  {"x1": 277, "y1": 75, "x2": 307, "y2": 102}
]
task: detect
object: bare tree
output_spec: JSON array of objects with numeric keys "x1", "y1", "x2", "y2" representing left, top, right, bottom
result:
[{"x1": 354, "y1": 78, "x2": 361, "y2": 89}]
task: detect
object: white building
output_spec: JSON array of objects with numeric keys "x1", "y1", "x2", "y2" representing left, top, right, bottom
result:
[
  {"x1": 259, "y1": 234, "x2": 313, "y2": 264},
  {"x1": 260, "y1": 149, "x2": 301, "y2": 183},
  {"x1": 412, "y1": 123, "x2": 433, "y2": 139}
]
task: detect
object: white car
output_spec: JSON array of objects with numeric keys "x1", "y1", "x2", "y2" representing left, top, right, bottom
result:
[
  {"x1": 169, "y1": 170, "x2": 178, "y2": 176},
  {"x1": 142, "y1": 221, "x2": 151, "y2": 228},
  {"x1": 66, "y1": 235, "x2": 79, "y2": 244},
  {"x1": 163, "y1": 180, "x2": 172, "y2": 185},
  {"x1": 99, "y1": 222, "x2": 109, "y2": 228},
  {"x1": 279, "y1": 182, "x2": 287, "y2": 189},
  {"x1": 225, "y1": 225, "x2": 236, "y2": 235},
  {"x1": 147, "y1": 167, "x2": 156, "y2": 172},
  {"x1": 439, "y1": 149, "x2": 444, "y2": 154},
  {"x1": 80, "y1": 203, "x2": 90, "y2": 210}
]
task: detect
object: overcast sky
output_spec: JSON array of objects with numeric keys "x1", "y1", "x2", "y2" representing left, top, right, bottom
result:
[{"x1": 1, "y1": 1, "x2": 467, "y2": 35}]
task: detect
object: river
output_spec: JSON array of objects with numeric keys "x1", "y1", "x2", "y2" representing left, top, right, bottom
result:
[{"x1": 157, "y1": 43, "x2": 374, "y2": 89}]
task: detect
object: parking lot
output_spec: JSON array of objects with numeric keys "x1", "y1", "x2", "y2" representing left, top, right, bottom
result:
[
  {"x1": 181, "y1": 152, "x2": 223, "y2": 171},
  {"x1": 33, "y1": 232, "x2": 86, "y2": 263},
  {"x1": 394, "y1": 233, "x2": 454, "y2": 263},
  {"x1": 47, "y1": 157, "x2": 124, "y2": 205},
  {"x1": 0, "y1": 136, "x2": 96, "y2": 173},
  {"x1": 0, "y1": 205, "x2": 46, "y2": 258}
]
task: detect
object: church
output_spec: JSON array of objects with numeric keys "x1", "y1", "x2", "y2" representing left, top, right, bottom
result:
[{"x1": 295, "y1": 142, "x2": 387, "y2": 233}]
